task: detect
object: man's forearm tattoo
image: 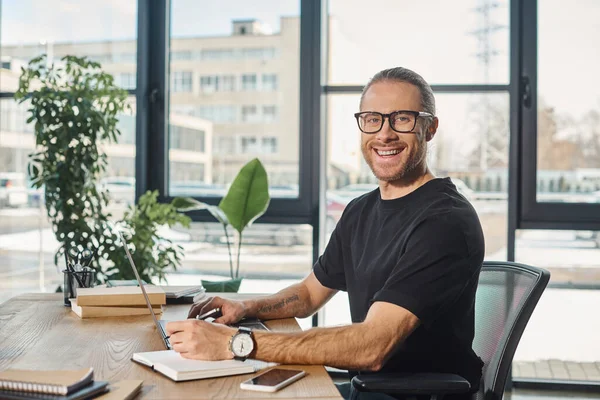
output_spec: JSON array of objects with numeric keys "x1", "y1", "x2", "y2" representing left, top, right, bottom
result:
[{"x1": 257, "y1": 294, "x2": 300, "y2": 314}]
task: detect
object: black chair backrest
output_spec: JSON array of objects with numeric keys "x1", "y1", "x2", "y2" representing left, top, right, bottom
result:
[{"x1": 472, "y1": 261, "x2": 550, "y2": 400}]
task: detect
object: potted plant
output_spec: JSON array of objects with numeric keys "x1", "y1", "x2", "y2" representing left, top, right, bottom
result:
[
  {"x1": 16, "y1": 54, "x2": 128, "y2": 282},
  {"x1": 173, "y1": 158, "x2": 270, "y2": 292},
  {"x1": 17, "y1": 54, "x2": 189, "y2": 285}
]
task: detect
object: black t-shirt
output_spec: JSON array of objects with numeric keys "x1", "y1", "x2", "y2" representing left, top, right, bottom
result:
[{"x1": 313, "y1": 178, "x2": 485, "y2": 390}]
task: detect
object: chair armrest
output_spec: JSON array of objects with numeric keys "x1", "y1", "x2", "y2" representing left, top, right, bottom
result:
[{"x1": 351, "y1": 372, "x2": 471, "y2": 395}]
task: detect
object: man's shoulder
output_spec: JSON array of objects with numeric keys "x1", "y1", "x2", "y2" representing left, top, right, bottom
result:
[{"x1": 341, "y1": 188, "x2": 379, "y2": 216}]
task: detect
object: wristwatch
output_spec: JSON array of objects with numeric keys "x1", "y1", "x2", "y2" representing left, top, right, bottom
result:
[{"x1": 229, "y1": 326, "x2": 255, "y2": 361}]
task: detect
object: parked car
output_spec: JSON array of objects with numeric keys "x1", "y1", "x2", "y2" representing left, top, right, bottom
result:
[{"x1": 0, "y1": 172, "x2": 28, "y2": 208}]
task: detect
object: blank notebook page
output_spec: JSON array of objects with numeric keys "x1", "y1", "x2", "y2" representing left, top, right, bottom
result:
[{"x1": 134, "y1": 350, "x2": 274, "y2": 372}]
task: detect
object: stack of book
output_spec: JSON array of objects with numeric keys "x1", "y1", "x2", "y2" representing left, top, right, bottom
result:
[
  {"x1": 70, "y1": 286, "x2": 166, "y2": 318},
  {"x1": 0, "y1": 367, "x2": 108, "y2": 400},
  {"x1": 0, "y1": 367, "x2": 143, "y2": 400}
]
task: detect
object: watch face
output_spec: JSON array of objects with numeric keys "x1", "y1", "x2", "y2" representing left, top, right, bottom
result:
[{"x1": 232, "y1": 333, "x2": 254, "y2": 357}]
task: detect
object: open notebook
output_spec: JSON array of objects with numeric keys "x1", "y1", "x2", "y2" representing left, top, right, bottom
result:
[{"x1": 132, "y1": 350, "x2": 276, "y2": 382}]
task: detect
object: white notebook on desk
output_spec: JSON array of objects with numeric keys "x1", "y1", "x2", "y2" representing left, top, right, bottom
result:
[{"x1": 132, "y1": 350, "x2": 275, "y2": 382}]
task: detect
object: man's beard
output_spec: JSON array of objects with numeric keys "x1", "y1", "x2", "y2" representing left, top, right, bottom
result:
[{"x1": 362, "y1": 140, "x2": 427, "y2": 183}]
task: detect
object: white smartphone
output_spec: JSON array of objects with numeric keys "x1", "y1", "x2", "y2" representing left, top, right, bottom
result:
[{"x1": 239, "y1": 368, "x2": 306, "y2": 392}]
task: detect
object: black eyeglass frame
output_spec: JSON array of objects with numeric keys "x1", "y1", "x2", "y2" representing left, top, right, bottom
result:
[{"x1": 353, "y1": 110, "x2": 435, "y2": 134}]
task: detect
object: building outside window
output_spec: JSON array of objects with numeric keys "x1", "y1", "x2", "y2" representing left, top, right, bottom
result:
[
  {"x1": 195, "y1": 105, "x2": 237, "y2": 123},
  {"x1": 172, "y1": 71, "x2": 193, "y2": 93},
  {"x1": 118, "y1": 72, "x2": 136, "y2": 90},
  {"x1": 170, "y1": 125, "x2": 205, "y2": 153},
  {"x1": 241, "y1": 105, "x2": 259, "y2": 122},
  {"x1": 240, "y1": 136, "x2": 259, "y2": 153},
  {"x1": 113, "y1": 52, "x2": 136, "y2": 63},
  {"x1": 200, "y1": 75, "x2": 219, "y2": 93},
  {"x1": 262, "y1": 105, "x2": 278, "y2": 122},
  {"x1": 220, "y1": 75, "x2": 236, "y2": 91},
  {"x1": 241, "y1": 47, "x2": 277, "y2": 59},
  {"x1": 171, "y1": 50, "x2": 192, "y2": 60},
  {"x1": 200, "y1": 48, "x2": 236, "y2": 60},
  {"x1": 261, "y1": 74, "x2": 278, "y2": 91},
  {"x1": 241, "y1": 74, "x2": 257, "y2": 91},
  {"x1": 262, "y1": 137, "x2": 278, "y2": 154},
  {"x1": 215, "y1": 136, "x2": 236, "y2": 153}
]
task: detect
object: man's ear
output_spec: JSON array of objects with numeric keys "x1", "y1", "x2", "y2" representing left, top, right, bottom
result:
[{"x1": 426, "y1": 117, "x2": 439, "y2": 142}]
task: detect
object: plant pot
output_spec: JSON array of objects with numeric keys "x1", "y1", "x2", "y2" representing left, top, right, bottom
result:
[{"x1": 201, "y1": 277, "x2": 243, "y2": 293}]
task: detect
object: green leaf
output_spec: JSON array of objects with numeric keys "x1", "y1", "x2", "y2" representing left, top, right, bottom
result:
[
  {"x1": 219, "y1": 158, "x2": 270, "y2": 233},
  {"x1": 172, "y1": 197, "x2": 229, "y2": 225}
]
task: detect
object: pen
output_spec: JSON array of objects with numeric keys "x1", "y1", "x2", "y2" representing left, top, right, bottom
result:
[{"x1": 196, "y1": 308, "x2": 222, "y2": 320}]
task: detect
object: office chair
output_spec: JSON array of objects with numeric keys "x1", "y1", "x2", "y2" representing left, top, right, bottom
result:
[{"x1": 351, "y1": 261, "x2": 551, "y2": 400}]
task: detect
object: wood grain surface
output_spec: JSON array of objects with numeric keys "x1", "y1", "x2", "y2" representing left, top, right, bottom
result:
[{"x1": 0, "y1": 293, "x2": 342, "y2": 400}]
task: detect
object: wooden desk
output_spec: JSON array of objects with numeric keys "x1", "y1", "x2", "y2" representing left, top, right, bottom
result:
[{"x1": 0, "y1": 293, "x2": 342, "y2": 400}]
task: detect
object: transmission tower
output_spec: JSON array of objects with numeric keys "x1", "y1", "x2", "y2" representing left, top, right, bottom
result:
[{"x1": 470, "y1": 0, "x2": 507, "y2": 171}]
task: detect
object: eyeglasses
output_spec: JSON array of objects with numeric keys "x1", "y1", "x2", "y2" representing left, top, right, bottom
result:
[{"x1": 354, "y1": 110, "x2": 434, "y2": 134}]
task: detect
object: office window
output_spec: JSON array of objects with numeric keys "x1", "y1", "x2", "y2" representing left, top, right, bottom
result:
[
  {"x1": 200, "y1": 75, "x2": 219, "y2": 93},
  {"x1": 169, "y1": 1, "x2": 305, "y2": 286},
  {"x1": 172, "y1": 71, "x2": 193, "y2": 93},
  {"x1": 535, "y1": 1, "x2": 600, "y2": 204},
  {"x1": 262, "y1": 105, "x2": 278, "y2": 122},
  {"x1": 321, "y1": 93, "x2": 510, "y2": 326},
  {"x1": 118, "y1": 72, "x2": 136, "y2": 90},
  {"x1": 327, "y1": 0, "x2": 509, "y2": 85},
  {"x1": 512, "y1": 229, "x2": 600, "y2": 380},
  {"x1": 170, "y1": 161, "x2": 206, "y2": 182},
  {"x1": 117, "y1": 114, "x2": 136, "y2": 145},
  {"x1": 261, "y1": 74, "x2": 278, "y2": 91},
  {"x1": 0, "y1": 1, "x2": 138, "y2": 303},
  {"x1": 241, "y1": 105, "x2": 259, "y2": 122},
  {"x1": 262, "y1": 137, "x2": 278, "y2": 154},
  {"x1": 241, "y1": 74, "x2": 257, "y2": 91}
]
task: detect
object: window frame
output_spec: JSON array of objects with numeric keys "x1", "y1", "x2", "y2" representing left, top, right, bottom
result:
[
  {"x1": 519, "y1": 0, "x2": 600, "y2": 230},
  {"x1": 138, "y1": 0, "x2": 322, "y2": 228}
]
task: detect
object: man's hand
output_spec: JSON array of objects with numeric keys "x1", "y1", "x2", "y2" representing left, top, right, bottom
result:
[
  {"x1": 166, "y1": 319, "x2": 237, "y2": 360},
  {"x1": 187, "y1": 296, "x2": 247, "y2": 325}
]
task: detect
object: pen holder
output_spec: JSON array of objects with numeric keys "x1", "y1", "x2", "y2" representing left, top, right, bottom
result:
[{"x1": 63, "y1": 269, "x2": 95, "y2": 306}]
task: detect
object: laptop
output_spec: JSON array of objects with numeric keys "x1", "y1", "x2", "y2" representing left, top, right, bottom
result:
[
  {"x1": 117, "y1": 230, "x2": 173, "y2": 350},
  {"x1": 117, "y1": 229, "x2": 269, "y2": 351}
]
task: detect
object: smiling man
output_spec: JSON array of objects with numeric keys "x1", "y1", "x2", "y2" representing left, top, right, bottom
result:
[{"x1": 166, "y1": 67, "x2": 485, "y2": 400}]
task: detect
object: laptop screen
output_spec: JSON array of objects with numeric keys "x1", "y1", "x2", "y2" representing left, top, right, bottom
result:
[{"x1": 116, "y1": 230, "x2": 171, "y2": 350}]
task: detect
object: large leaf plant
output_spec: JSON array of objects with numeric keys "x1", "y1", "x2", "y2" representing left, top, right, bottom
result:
[{"x1": 173, "y1": 158, "x2": 270, "y2": 280}]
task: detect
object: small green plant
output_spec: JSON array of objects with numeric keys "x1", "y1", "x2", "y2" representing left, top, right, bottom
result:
[
  {"x1": 104, "y1": 190, "x2": 191, "y2": 283},
  {"x1": 173, "y1": 158, "x2": 270, "y2": 281}
]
